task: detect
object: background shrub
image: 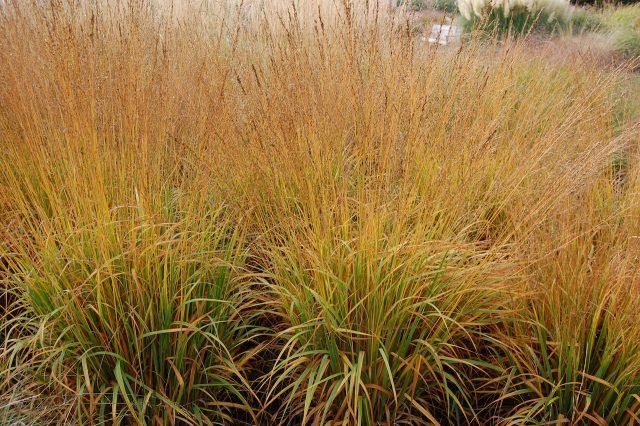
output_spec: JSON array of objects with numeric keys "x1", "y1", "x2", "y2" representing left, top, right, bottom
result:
[
  {"x1": 615, "y1": 29, "x2": 640, "y2": 58},
  {"x1": 461, "y1": 8, "x2": 570, "y2": 35},
  {"x1": 434, "y1": 0, "x2": 459, "y2": 13},
  {"x1": 570, "y1": 8, "x2": 605, "y2": 32},
  {"x1": 605, "y1": 4, "x2": 640, "y2": 60},
  {"x1": 397, "y1": 0, "x2": 428, "y2": 10}
]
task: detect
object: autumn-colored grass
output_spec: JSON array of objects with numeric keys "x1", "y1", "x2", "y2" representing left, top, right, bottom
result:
[{"x1": 0, "y1": 0, "x2": 639, "y2": 424}]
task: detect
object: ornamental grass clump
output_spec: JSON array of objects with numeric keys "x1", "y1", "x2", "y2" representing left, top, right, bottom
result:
[
  {"x1": 227, "y1": 7, "x2": 625, "y2": 421},
  {"x1": 2, "y1": 207, "x2": 259, "y2": 424},
  {"x1": 0, "y1": 1, "x2": 264, "y2": 423}
]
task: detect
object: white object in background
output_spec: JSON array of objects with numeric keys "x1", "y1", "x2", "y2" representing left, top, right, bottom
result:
[{"x1": 427, "y1": 24, "x2": 461, "y2": 45}]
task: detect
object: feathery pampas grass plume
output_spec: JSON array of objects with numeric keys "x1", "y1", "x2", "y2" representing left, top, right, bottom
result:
[{"x1": 458, "y1": 0, "x2": 570, "y2": 22}]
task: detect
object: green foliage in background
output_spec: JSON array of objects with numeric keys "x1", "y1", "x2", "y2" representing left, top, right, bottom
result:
[
  {"x1": 462, "y1": 8, "x2": 569, "y2": 36},
  {"x1": 434, "y1": 0, "x2": 459, "y2": 13},
  {"x1": 396, "y1": 0, "x2": 427, "y2": 10}
]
